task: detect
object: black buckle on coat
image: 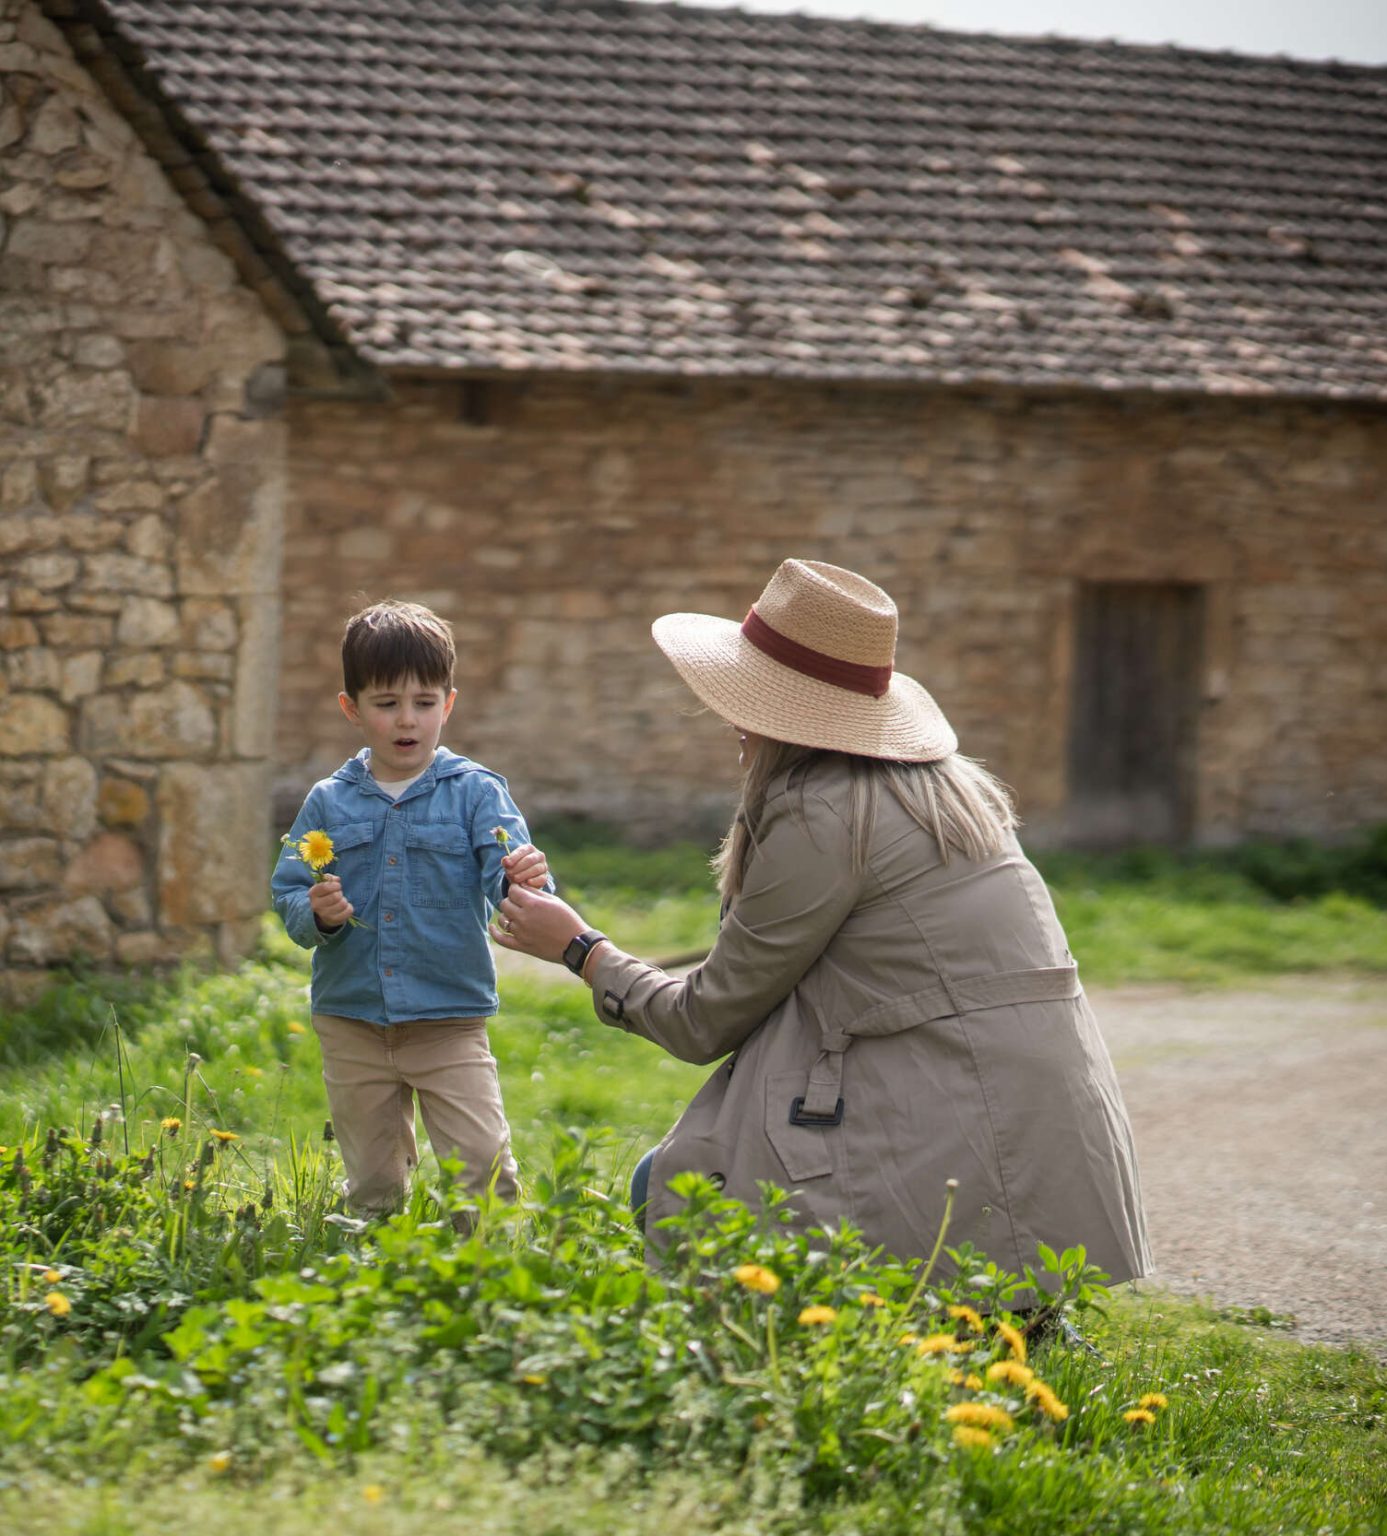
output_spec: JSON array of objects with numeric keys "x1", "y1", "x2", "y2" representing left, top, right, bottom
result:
[{"x1": 789, "y1": 1096, "x2": 844, "y2": 1127}]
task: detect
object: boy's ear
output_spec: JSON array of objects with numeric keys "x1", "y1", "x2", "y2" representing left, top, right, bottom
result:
[
  {"x1": 441, "y1": 687, "x2": 458, "y2": 722},
  {"x1": 338, "y1": 691, "x2": 361, "y2": 725}
]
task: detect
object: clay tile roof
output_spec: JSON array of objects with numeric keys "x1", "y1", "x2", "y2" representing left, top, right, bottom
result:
[{"x1": 72, "y1": 0, "x2": 1387, "y2": 398}]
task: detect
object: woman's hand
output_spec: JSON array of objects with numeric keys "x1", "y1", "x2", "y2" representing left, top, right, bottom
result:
[{"x1": 490, "y1": 884, "x2": 588, "y2": 965}]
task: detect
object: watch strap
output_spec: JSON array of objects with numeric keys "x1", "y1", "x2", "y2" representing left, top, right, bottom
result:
[{"x1": 563, "y1": 928, "x2": 607, "y2": 977}]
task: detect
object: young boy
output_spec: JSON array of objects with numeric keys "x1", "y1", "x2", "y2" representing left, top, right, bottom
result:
[{"x1": 271, "y1": 599, "x2": 552, "y2": 1214}]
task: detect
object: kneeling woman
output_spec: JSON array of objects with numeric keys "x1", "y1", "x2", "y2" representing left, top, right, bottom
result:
[{"x1": 493, "y1": 559, "x2": 1150, "y2": 1287}]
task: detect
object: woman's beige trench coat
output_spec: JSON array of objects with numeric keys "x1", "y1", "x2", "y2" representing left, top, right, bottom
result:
[{"x1": 588, "y1": 758, "x2": 1151, "y2": 1285}]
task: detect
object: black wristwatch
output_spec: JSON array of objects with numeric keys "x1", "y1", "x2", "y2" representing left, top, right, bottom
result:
[{"x1": 562, "y1": 928, "x2": 608, "y2": 977}]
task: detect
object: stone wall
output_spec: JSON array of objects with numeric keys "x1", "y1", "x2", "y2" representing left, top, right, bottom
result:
[
  {"x1": 0, "y1": 0, "x2": 286, "y2": 1000},
  {"x1": 279, "y1": 376, "x2": 1387, "y2": 847}
]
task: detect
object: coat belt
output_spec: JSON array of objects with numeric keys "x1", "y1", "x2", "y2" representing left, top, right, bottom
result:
[{"x1": 797, "y1": 964, "x2": 1083, "y2": 1121}]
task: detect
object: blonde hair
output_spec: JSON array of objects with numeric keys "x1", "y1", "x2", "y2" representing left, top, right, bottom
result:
[{"x1": 714, "y1": 741, "x2": 1018, "y2": 906}]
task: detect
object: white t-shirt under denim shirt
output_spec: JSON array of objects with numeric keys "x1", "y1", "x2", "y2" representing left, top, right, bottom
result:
[{"x1": 368, "y1": 761, "x2": 426, "y2": 801}]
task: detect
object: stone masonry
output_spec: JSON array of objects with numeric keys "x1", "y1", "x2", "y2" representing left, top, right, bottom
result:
[
  {"x1": 279, "y1": 376, "x2": 1387, "y2": 846},
  {"x1": 0, "y1": 0, "x2": 286, "y2": 1001}
]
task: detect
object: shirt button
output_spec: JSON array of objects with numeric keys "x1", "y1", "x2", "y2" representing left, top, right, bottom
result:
[
  {"x1": 388, "y1": 856, "x2": 397, "y2": 865},
  {"x1": 384, "y1": 912, "x2": 394, "y2": 922},
  {"x1": 384, "y1": 967, "x2": 394, "y2": 977}
]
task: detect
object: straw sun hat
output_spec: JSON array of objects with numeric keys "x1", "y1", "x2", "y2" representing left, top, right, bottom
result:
[{"x1": 652, "y1": 559, "x2": 958, "y2": 762}]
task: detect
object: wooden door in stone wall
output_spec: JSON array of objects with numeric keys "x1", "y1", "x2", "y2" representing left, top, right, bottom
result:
[{"x1": 1067, "y1": 582, "x2": 1204, "y2": 844}]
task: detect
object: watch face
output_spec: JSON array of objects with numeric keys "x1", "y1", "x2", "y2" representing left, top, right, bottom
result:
[{"x1": 563, "y1": 935, "x2": 586, "y2": 971}]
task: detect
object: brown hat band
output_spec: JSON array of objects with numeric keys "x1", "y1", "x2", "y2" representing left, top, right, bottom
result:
[{"x1": 741, "y1": 606, "x2": 893, "y2": 698}]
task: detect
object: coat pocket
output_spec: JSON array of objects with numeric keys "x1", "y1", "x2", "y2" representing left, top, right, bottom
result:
[
  {"x1": 404, "y1": 822, "x2": 477, "y2": 908},
  {"x1": 764, "y1": 1070, "x2": 835, "y2": 1185}
]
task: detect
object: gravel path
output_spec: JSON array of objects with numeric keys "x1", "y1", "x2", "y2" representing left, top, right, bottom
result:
[{"x1": 1095, "y1": 973, "x2": 1387, "y2": 1355}]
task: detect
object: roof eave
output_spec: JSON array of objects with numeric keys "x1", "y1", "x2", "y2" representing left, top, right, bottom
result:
[{"x1": 373, "y1": 357, "x2": 1387, "y2": 412}]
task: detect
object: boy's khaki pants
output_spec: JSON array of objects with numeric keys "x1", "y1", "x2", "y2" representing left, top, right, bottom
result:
[{"x1": 312, "y1": 1014, "x2": 520, "y2": 1213}]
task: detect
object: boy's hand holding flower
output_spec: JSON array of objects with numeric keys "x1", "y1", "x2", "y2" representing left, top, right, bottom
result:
[
  {"x1": 491, "y1": 826, "x2": 550, "y2": 890},
  {"x1": 282, "y1": 830, "x2": 368, "y2": 930},
  {"x1": 308, "y1": 874, "x2": 355, "y2": 932}
]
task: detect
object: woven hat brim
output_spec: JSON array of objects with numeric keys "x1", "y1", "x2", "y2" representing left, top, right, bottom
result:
[{"x1": 652, "y1": 613, "x2": 958, "y2": 763}]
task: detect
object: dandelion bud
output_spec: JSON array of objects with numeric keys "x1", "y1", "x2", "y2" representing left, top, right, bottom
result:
[
  {"x1": 946, "y1": 1178, "x2": 959, "y2": 1191},
  {"x1": 323, "y1": 1120, "x2": 336, "y2": 1143},
  {"x1": 89, "y1": 1114, "x2": 104, "y2": 1148}
]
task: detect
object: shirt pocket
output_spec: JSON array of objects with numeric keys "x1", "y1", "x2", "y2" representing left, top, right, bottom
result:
[
  {"x1": 405, "y1": 822, "x2": 477, "y2": 908},
  {"x1": 325, "y1": 820, "x2": 376, "y2": 897}
]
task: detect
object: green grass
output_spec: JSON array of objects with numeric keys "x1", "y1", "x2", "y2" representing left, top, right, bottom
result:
[
  {"x1": 2, "y1": 830, "x2": 1385, "y2": 1534},
  {"x1": 0, "y1": 921, "x2": 708, "y2": 1176}
]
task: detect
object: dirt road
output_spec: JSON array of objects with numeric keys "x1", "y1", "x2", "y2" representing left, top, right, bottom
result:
[{"x1": 1095, "y1": 974, "x2": 1387, "y2": 1354}]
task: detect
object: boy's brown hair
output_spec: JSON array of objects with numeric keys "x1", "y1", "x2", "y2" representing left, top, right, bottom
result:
[{"x1": 341, "y1": 600, "x2": 455, "y2": 698}]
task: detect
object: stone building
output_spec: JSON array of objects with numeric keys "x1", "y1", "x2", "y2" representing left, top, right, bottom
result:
[{"x1": 3, "y1": 0, "x2": 1386, "y2": 994}]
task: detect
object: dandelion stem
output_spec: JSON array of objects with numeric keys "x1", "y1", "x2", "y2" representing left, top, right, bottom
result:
[
  {"x1": 766, "y1": 1305, "x2": 783, "y2": 1394},
  {"x1": 899, "y1": 1178, "x2": 958, "y2": 1322},
  {"x1": 111, "y1": 1007, "x2": 130, "y2": 1159}
]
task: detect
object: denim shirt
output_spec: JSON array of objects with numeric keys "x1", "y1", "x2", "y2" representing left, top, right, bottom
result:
[{"x1": 271, "y1": 747, "x2": 551, "y2": 1024}]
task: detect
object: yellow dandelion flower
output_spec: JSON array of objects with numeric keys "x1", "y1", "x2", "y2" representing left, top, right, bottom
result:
[
  {"x1": 898, "y1": 1332, "x2": 919, "y2": 1346},
  {"x1": 44, "y1": 1292, "x2": 72, "y2": 1318},
  {"x1": 208, "y1": 1451, "x2": 232, "y2": 1475},
  {"x1": 161, "y1": 1116, "x2": 182, "y2": 1133},
  {"x1": 858, "y1": 1292, "x2": 887, "y2": 1308},
  {"x1": 1025, "y1": 1380, "x2": 1070, "y2": 1422},
  {"x1": 210, "y1": 1129, "x2": 240, "y2": 1143},
  {"x1": 919, "y1": 1333, "x2": 975, "y2": 1356},
  {"x1": 183, "y1": 1179, "x2": 197, "y2": 1190},
  {"x1": 520, "y1": 1373, "x2": 547, "y2": 1386},
  {"x1": 798, "y1": 1305, "x2": 838, "y2": 1326},
  {"x1": 361, "y1": 1485, "x2": 384, "y2": 1505},
  {"x1": 287, "y1": 1021, "x2": 306, "y2": 1035},
  {"x1": 243, "y1": 1066, "x2": 263, "y2": 1078},
  {"x1": 1139, "y1": 1392, "x2": 1169, "y2": 1411},
  {"x1": 732, "y1": 1263, "x2": 781, "y2": 1295},
  {"x1": 949, "y1": 1370, "x2": 984, "y2": 1389},
  {"x1": 945, "y1": 1402, "x2": 1015, "y2": 1434},
  {"x1": 994, "y1": 1319, "x2": 1027, "y2": 1362},
  {"x1": 43, "y1": 1269, "x2": 62, "y2": 1284},
  {"x1": 952, "y1": 1425, "x2": 994, "y2": 1450},
  {"x1": 948, "y1": 1304, "x2": 985, "y2": 1333},
  {"x1": 1123, "y1": 1408, "x2": 1157, "y2": 1427},
  {"x1": 986, "y1": 1360, "x2": 1035, "y2": 1389},
  {"x1": 297, "y1": 829, "x2": 336, "y2": 871}
]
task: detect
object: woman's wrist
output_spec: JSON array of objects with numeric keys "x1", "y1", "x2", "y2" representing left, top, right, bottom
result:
[{"x1": 580, "y1": 938, "x2": 613, "y2": 985}]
